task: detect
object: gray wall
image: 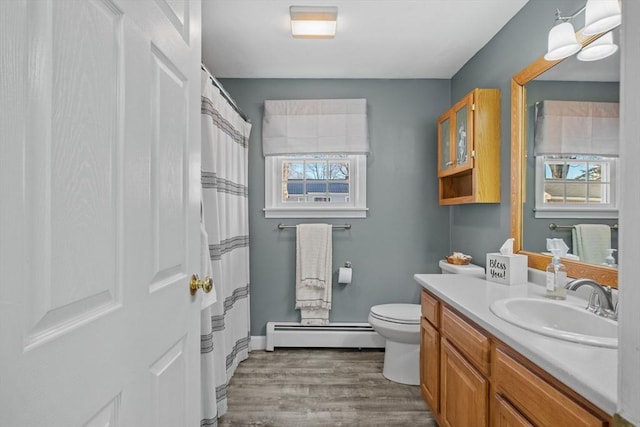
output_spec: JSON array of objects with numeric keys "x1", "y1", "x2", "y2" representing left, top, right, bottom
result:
[
  {"x1": 449, "y1": 0, "x2": 587, "y2": 264},
  {"x1": 217, "y1": 79, "x2": 451, "y2": 335}
]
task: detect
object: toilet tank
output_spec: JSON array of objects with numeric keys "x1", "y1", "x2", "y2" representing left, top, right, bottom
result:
[{"x1": 439, "y1": 259, "x2": 485, "y2": 278}]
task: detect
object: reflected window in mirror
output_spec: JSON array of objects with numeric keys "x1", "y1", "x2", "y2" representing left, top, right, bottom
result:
[
  {"x1": 534, "y1": 155, "x2": 618, "y2": 218},
  {"x1": 531, "y1": 99, "x2": 619, "y2": 219}
]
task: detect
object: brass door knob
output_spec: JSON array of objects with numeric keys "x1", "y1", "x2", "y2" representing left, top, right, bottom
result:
[{"x1": 190, "y1": 274, "x2": 213, "y2": 295}]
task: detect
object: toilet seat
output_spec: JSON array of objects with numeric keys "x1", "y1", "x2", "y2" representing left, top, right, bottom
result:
[{"x1": 370, "y1": 304, "x2": 421, "y2": 325}]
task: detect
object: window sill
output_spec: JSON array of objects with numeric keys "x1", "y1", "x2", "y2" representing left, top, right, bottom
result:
[{"x1": 264, "y1": 207, "x2": 368, "y2": 219}]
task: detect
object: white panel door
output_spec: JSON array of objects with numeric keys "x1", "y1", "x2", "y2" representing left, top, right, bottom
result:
[{"x1": 0, "y1": 1, "x2": 202, "y2": 426}]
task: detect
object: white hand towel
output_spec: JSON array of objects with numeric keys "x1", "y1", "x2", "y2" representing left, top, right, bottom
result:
[{"x1": 295, "y1": 224, "x2": 332, "y2": 325}]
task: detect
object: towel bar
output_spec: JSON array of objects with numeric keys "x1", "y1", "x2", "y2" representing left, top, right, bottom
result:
[
  {"x1": 549, "y1": 223, "x2": 618, "y2": 231},
  {"x1": 277, "y1": 223, "x2": 351, "y2": 230}
]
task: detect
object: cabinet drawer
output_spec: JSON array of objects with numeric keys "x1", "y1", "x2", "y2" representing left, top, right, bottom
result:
[
  {"x1": 494, "y1": 348, "x2": 606, "y2": 427},
  {"x1": 421, "y1": 290, "x2": 440, "y2": 327},
  {"x1": 441, "y1": 306, "x2": 490, "y2": 375}
]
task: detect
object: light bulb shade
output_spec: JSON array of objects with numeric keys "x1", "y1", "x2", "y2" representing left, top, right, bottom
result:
[
  {"x1": 582, "y1": 0, "x2": 621, "y2": 36},
  {"x1": 290, "y1": 6, "x2": 338, "y2": 38},
  {"x1": 544, "y1": 22, "x2": 582, "y2": 61},
  {"x1": 577, "y1": 31, "x2": 618, "y2": 61}
]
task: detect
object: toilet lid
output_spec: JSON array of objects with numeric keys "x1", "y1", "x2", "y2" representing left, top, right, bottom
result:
[{"x1": 370, "y1": 304, "x2": 421, "y2": 324}]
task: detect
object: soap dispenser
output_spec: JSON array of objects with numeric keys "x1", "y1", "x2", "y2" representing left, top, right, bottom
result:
[
  {"x1": 603, "y1": 249, "x2": 617, "y2": 267},
  {"x1": 545, "y1": 249, "x2": 567, "y2": 300}
]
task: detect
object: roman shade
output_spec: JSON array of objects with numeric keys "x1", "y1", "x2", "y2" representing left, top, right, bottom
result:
[
  {"x1": 534, "y1": 100, "x2": 619, "y2": 156},
  {"x1": 262, "y1": 98, "x2": 369, "y2": 156}
]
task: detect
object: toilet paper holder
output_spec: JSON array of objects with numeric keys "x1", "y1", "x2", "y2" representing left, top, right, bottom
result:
[{"x1": 338, "y1": 262, "x2": 353, "y2": 284}]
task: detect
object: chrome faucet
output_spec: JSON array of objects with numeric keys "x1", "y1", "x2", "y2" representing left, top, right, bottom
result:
[{"x1": 565, "y1": 278, "x2": 617, "y2": 320}]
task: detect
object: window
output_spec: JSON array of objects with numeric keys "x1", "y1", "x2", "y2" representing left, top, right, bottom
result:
[
  {"x1": 534, "y1": 155, "x2": 618, "y2": 218},
  {"x1": 262, "y1": 98, "x2": 369, "y2": 218},
  {"x1": 264, "y1": 154, "x2": 367, "y2": 218}
]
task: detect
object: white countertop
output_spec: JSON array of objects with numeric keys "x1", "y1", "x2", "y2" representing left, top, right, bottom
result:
[{"x1": 414, "y1": 273, "x2": 617, "y2": 415}]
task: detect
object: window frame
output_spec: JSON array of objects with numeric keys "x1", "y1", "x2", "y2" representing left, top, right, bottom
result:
[
  {"x1": 264, "y1": 154, "x2": 368, "y2": 218},
  {"x1": 534, "y1": 155, "x2": 619, "y2": 219}
]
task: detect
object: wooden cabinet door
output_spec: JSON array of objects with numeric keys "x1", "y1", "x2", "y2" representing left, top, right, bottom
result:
[
  {"x1": 438, "y1": 112, "x2": 454, "y2": 176},
  {"x1": 420, "y1": 318, "x2": 440, "y2": 414},
  {"x1": 449, "y1": 92, "x2": 474, "y2": 174},
  {"x1": 438, "y1": 93, "x2": 474, "y2": 178},
  {"x1": 493, "y1": 395, "x2": 534, "y2": 427},
  {"x1": 440, "y1": 338, "x2": 488, "y2": 427}
]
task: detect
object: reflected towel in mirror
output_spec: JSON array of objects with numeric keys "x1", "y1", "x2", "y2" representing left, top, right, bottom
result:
[{"x1": 572, "y1": 224, "x2": 611, "y2": 264}]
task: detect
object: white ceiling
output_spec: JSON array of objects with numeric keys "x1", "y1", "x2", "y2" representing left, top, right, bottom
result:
[{"x1": 201, "y1": 0, "x2": 530, "y2": 79}]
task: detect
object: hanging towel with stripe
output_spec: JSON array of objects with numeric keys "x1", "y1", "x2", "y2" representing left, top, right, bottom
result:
[{"x1": 295, "y1": 224, "x2": 332, "y2": 325}]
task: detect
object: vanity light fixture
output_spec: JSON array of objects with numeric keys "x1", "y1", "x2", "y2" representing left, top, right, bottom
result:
[
  {"x1": 581, "y1": 0, "x2": 622, "y2": 35},
  {"x1": 544, "y1": 0, "x2": 621, "y2": 62},
  {"x1": 577, "y1": 31, "x2": 618, "y2": 61},
  {"x1": 544, "y1": 20, "x2": 582, "y2": 61},
  {"x1": 290, "y1": 6, "x2": 338, "y2": 39}
]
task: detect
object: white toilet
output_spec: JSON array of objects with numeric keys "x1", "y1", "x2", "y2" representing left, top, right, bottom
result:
[
  {"x1": 369, "y1": 303, "x2": 422, "y2": 385},
  {"x1": 369, "y1": 260, "x2": 484, "y2": 385}
]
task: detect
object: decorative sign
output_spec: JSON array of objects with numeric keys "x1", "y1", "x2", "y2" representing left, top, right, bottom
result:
[{"x1": 486, "y1": 253, "x2": 528, "y2": 286}]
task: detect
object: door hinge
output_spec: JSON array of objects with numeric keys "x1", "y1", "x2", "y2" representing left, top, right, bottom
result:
[
  {"x1": 471, "y1": 150, "x2": 476, "y2": 158},
  {"x1": 472, "y1": 103, "x2": 476, "y2": 111}
]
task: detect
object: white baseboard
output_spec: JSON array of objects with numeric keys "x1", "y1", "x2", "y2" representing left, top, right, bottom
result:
[{"x1": 250, "y1": 335, "x2": 266, "y2": 351}]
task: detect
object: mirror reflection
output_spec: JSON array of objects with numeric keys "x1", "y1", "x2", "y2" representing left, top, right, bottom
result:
[{"x1": 522, "y1": 35, "x2": 620, "y2": 268}]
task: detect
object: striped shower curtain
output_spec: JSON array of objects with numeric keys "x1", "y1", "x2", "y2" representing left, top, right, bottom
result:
[{"x1": 200, "y1": 69, "x2": 251, "y2": 426}]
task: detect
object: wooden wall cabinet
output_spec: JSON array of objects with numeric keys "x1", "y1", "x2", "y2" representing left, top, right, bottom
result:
[
  {"x1": 420, "y1": 289, "x2": 612, "y2": 427},
  {"x1": 437, "y1": 88, "x2": 501, "y2": 205}
]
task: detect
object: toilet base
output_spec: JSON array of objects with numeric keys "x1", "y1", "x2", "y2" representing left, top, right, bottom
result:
[{"x1": 382, "y1": 340, "x2": 420, "y2": 385}]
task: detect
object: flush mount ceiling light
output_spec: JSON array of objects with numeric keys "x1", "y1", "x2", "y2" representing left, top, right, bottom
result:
[
  {"x1": 544, "y1": 0, "x2": 621, "y2": 62},
  {"x1": 290, "y1": 6, "x2": 338, "y2": 39}
]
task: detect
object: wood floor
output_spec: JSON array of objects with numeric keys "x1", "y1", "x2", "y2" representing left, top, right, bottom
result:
[{"x1": 218, "y1": 348, "x2": 437, "y2": 426}]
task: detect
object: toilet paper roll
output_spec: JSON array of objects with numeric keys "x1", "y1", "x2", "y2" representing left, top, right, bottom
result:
[{"x1": 338, "y1": 267, "x2": 352, "y2": 284}]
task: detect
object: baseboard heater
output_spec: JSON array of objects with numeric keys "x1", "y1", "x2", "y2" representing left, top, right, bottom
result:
[{"x1": 265, "y1": 322, "x2": 385, "y2": 351}]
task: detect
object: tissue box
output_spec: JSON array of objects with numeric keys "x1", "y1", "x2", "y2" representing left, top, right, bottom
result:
[{"x1": 485, "y1": 253, "x2": 528, "y2": 286}]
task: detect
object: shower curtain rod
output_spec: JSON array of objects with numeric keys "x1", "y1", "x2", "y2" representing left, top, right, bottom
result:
[
  {"x1": 278, "y1": 223, "x2": 351, "y2": 230},
  {"x1": 201, "y1": 64, "x2": 251, "y2": 123}
]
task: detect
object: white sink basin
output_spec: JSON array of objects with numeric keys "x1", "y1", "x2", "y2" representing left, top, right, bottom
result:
[{"x1": 490, "y1": 297, "x2": 618, "y2": 348}]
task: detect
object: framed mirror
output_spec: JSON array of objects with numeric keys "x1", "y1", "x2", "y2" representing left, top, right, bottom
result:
[{"x1": 510, "y1": 27, "x2": 619, "y2": 288}]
